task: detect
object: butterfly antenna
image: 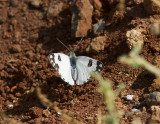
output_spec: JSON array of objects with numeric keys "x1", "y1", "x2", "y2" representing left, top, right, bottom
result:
[
  {"x1": 56, "y1": 38, "x2": 71, "y2": 52},
  {"x1": 73, "y1": 36, "x2": 84, "y2": 52}
]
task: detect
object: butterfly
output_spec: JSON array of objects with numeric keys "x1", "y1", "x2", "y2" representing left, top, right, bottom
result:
[{"x1": 48, "y1": 38, "x2": 104, "y2": 85}]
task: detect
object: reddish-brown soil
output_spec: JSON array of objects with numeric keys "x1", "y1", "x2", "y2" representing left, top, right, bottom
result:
[{"x1": 0, "y1": 0, "x2": 160, "y2": 123}]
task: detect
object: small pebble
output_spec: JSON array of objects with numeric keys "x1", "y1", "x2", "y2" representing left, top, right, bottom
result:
[
  {"x1": 47, "y1": 1, "x2": 63, "y2": 18},
  {"x1": 93, "y1": 19, "x2": 105, "y2": 34},
  {"x1": 142, "y1": 107, "x2": 146, "y2": 112},
  {"x1": 126, "y1": 95, "x2": 134, "y2": 101},
  {"x1": 8, "y1": 104, "x2": 14, "y2": 109},
  {"x1": 145, "y1": 92, "x2": 160, "y2": 106},
  {"x1": 11, "y1": 44, "x2": 21, "y2": 53},
  {"x1": 10, "y1": 0, "x2": 18, "y2": 7},
  {"x1": 132, "y1": 108, "x2": 141, "y2": 112},
  {"x1": 30, "y1": 0, "x2": 41, "y2": 8},
  {"x1": 57, "y1": 112, "x2": 62, "y2": 115}
]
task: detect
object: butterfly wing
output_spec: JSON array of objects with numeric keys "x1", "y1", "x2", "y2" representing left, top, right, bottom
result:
[
  {"x1": 48, "y1": 53, "x2": 75, "y2": 85},
  {"x1": 76, "y1": 56, "x2": 104, "y2": 85}
]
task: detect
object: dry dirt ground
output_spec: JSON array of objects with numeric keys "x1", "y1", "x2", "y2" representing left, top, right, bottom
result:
[{"x1": 0, "y1": 0, "x2": 160, "y2": 123}]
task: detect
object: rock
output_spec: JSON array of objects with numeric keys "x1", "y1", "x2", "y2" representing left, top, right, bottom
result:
[
  {"x1": 117, "y1": 0, "x2": 125, "y2": 11},
  {"x1": 144, "y1": 0, "x2": 160, "y2": 15},
  {"x1": 8, "y1": 8, "x2": 17, "y2": 17},
  {"x1": 11, "y1": 44, "x2": 21, "y2": 53},
  {"x1": 42, "y1": 109, "x2": 51, "y2": 117},
  {"x1": 145, "y1": 92, "x2": 160, "y2": 106},
  {"x1": 26, "y1": 50, "x2": 35, "y2": 59},
  {"x1": 94, "y1": 9, "x2": 101, "y2": 21},
  {"x1": 142, "y1": 106, "x2": 147, "y2": 112},
  {"x1": 10, "y1": 0, "x2": 18, "y2": 7},
  {"x1": 150, "y1": 21, "x2": 160, "y2": 36},
  {"x1": 11, "y1": 18, "x2": 18, "y2": 27},
  {"x1": 134, "y1": 0, "x2": 144, "y2": 4},
  {"x1": 93, "y1": 19, "x2": 105, "y2": 34},
  {"x1": 126, "y1": 29, "x2": 144, "y2": 49},
  {"x1": 90, "y1": 0, "x2": 102, "y2": 21},
  {"x1": 86, "y1": 36, "x2": 106, "y2": 52},
  {"x1": 57, "y1": 112, "x2": 62, "y2": 115},
  {"x1": 151, "y1": 39, "x2": 160, "y2": 51},
  {"x1": 30, "y1": 0, "x2": 41, "y2": 8},
  {"x1": 29, "y1": 33, "x2": 39, "y2": 42},
  {"x1": 15, "y1": 92, "x2": 21, "y2": 97},
  {"x1": 14, "y1": 31, "x2": 21, "y2": 41},
  {"x1": 151, "y1": 78, "x2": 160, "y2": 90},
  {"x1": 90, "y1": 0, "x2": 102, "y2": 10},
  {"x1": 106, "y1": 10, "x2": 125, "y2": 27},
  {"x1": 154, "y1": 55, "x2": 160, "y2": 68},
  {"x1": 7, "y1": 104, "x2": 14, "y2": 109},
  {"x1": 151, "y1": 106, "x2": 160, "y2": 122},
  {"x1": 126, "y1": 95, "x2": 134, "y2": 101},
  {"x1": 36, "y1": 43, "x2": 42, "y2": 52},
  {"x1": 29, "y1": 107, "x2": 43, "y2": 118},
  {"x1": 132, "y1": 108, "x2": 141, "y2": 112},
  {"x1": 71, "y1": 0, "x2": 93, "y2": 37},
  {"x1": 0, "y1": 8, "x2": 7, "y2": 24},
  {"x1": 0, "y1": 70, "x2": 8, "y2": 78},
  {"x1": 0, "y1": 64, "x2": 4, "y2": 70},
  {"x1": 46, "y1": 1, "x2": 63, "y2": 18},
  {"x1": 3, "y1": 31, "x2": 11, "y2": 39}
]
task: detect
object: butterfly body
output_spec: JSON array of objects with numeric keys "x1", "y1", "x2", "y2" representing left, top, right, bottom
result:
[
  {"x1": 69, "y1": 52, "x2": 78, "y2": 81},
  {"x1": 48, "y1": 51, "x2": 104, "y2": 85}
]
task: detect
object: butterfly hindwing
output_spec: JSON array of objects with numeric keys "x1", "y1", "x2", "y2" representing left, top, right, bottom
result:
[
  {"x1": 76, "y1": 56, "x2": 104, "y2": 85},
  {"x1": 48, "y1": 53, "x2": 75, "y2": 85}
]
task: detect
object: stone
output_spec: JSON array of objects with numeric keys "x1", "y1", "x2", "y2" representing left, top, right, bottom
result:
[
  {"x1": 29, "y1": 107, "x2": 43, "y2": 117},
  {"x1": 145, "y1": 92, "x2": 160, "y2": 106},
  {"x1": 11, "y1": 44, "x2": 21, "y2": 53},
  {"x1": 26, "y1": 50, "x2": 35, "y2": 59},
  {"x1": 151, "y1": 78, "x2": 160, "y2": 90},
  {"x1": 47, "y1": 1, "x2": 63, "y2": 18},
  {"x1": 0, "y1": 8, "x2": 7, "y2": 24},
  {"x1": 71, "y1": 0, "x2": 93, "y2": 37},
  {"x1": 29, "y1": 33, "x2": 39, "y2": 42},
  {"x1": 90, "y1": 0, "x2": 102, "y2": 10},
  {"x1": 150, "y1": 21, "x2": 160, "y2": 36},
  {"x1": 30, "y1": 0, "x2": 41, "y2": 8},
  {"x1": 154, "y1": 55, "x2": 160, "y2": 68},
  {"x1": 0, "y1": 64, "x2": 4, "y2": 70},
  {"x1": 126, "y1": 29, "x2": 144, "y2": 49},
  {"x1": 3, "y1": 31, "x2": 11, "y2": 39},
  {"x1": 144, "y1": 0, "x2": 160, "y2": 15},
  {"x1": 86, "y1": 36, "x2": 106, "y2": 52},
  {"x1": 7, "y1": 104, "x2": 14, "y2": 109},
  {"x1": 151, "y1": 105, "x2": 160, "y2": 122},
  {"x1": 14, "y1": 31, "x2": 21, "y2": 41},
  {"x1": 8, "y1": 8, "x2": 17, "y2": 17},
  {"x1": 93, "y1": 19, "x2": 105, "y2": 34},
  {"x1": 42, "y1": 109, "x2": 51, "y2": 117},
  {"x1": 10, "y1": 0, "x2": 18, "y2": 7}
]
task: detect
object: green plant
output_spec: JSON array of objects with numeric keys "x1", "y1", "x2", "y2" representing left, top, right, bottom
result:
[
  {"x1": 91, "y1": 72, "x2": 124, "y2": 124},
  {"x1": 118, "y1": 44, "x2": 160, "y2": 78}
]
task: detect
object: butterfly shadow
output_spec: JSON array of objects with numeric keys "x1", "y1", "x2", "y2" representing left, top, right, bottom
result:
[
  {"x1": 3, "y1": 66, "x2": 102, "y2": 123},
  {"x1": 42, "y1": 76, "x2": 100, "y2": 105}
]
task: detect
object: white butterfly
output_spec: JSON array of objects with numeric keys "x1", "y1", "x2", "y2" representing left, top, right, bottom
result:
[{"x1": 48, "y1": 39, "x2": 104, "y2": 85}]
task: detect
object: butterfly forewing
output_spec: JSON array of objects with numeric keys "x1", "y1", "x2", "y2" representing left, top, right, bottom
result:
[{"x1": 48, "y1": 53, "x2": 75, "y2": 85}]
